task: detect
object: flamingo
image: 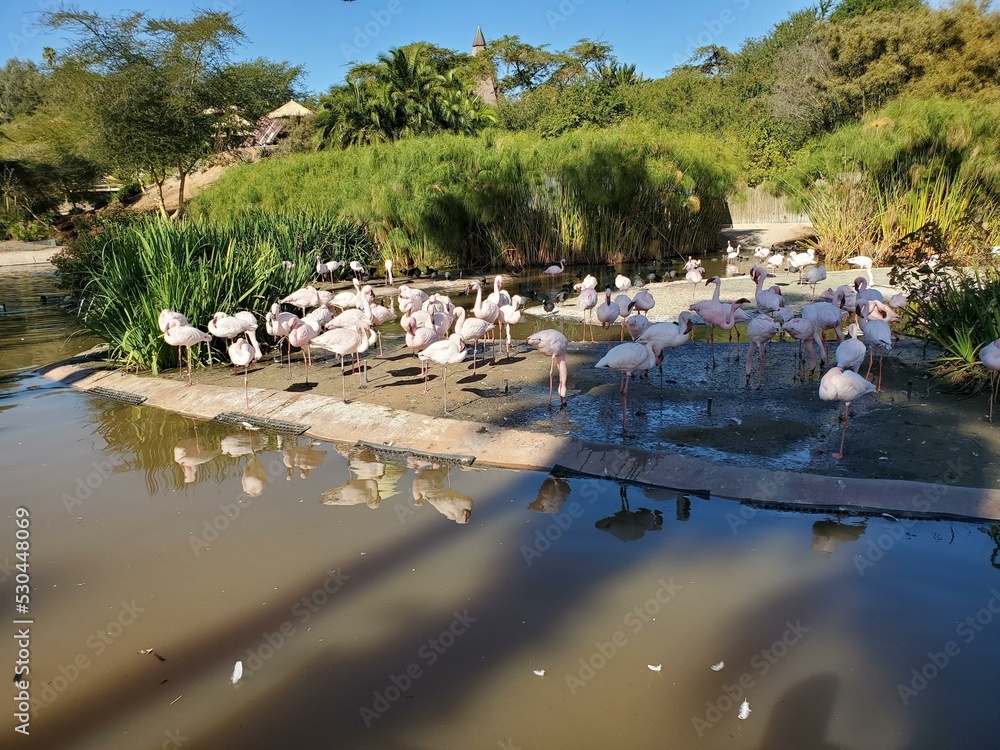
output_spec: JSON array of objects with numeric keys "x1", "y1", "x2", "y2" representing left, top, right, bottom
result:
[
  {"x1": 745, "y1": 315, "x2": 780, "y2": 388},
  {"x1": 574, "y1": 274, "x2": 599, "y2": 291},
  {"x1": 349, "y1": 260, "x2": 366, "y2": 280},
  {"x1": 287, "y1": 317, "x2": 320, "y2": 384},
  {"x1": 637, "y1": 311, "x2": 695, "y2": 385},
  {"x1": 630, "y1": 288, "x2": 655, "y2": 317},
  {"x1": 163, "y1": 319, "x2": 211, "y2": 386},
  {"x1": 487, "y1": 275, "x2": 511, "y2": 308},
  {"x1": 686, "y1": 265, "x2": 705, "y2": 299},
  {"x1": 854, "y1": 277, "x2": 883, "y2": 303},
  {"x1": 158, "y1": 309, "x2": 188, "y2": 375},
  {"x1": 595, "y1": 288, "x2": 620, "y2": 346},
  {"x1": 227, "y1": 336, "x2": 255, "y2": 412},
  {"x1": 367, "y1": 296, "x2": 396, "y2": 355},
  {"x1": 595, "y1": 340, "x2": 663, "y2": 429},
  {"x1": 525, "y1": 330, "x2": 569, "y2": 408},
  {"x1": 577, "y1": 286, "x2": 599, "y2": 342},
  {"x1": 856, "y1": 302, "x2": 893, "y2": 391},
  {"x1": 753, "y1": 246, "x2": 771, "y2": 261},
  {"x1": 802, "y1": 293, "x2": 847, "y2": 363},
  {"x1": 316, "y1": 256, "x2": 339, "y2": 282},
  {"x1": 979, "y1": 337, "x2": 1000, "y2": 422},
  {"x1": 418, "y1": 334, "x2": 468, "y2": 411},
  {"x1": 614, "y1": 292, "x2": 632, "y2": 341},
  {"x1": 312, "y1": 324, "x2": 375, "y2": 400},
  {"x1": 454, "y1": 306, "x2": 492, "y2": 372},
  {"x1": 765, "y1": 253, "x2": 784, "y2": 274},
  {"x1": 498, "y1": 295, "x2": 523, "y2": 357},
  {"x1": 691, "y1": 291, "x2": 750, "y2": 368},
  {"x1": 615, "y1": 274, "x2": 632, "y2": 292},
  {"x1": 847, "y1": 255, "x2": 874, "y2": 286},
  {"x1": 266, "y1": 304, "x2": 299, "y2": 370},
  {"x1": 280, "y1": 286, "x2": 321, "y2": 316},
  {"x1": 782, "y1": 317, "x2": 818, "y2": 377},
  {"x1": 404, "y1": 316, "x2": 442, "y2": 374},
  {"x1": 801, "y1": 265, "x2": 827, "y2": 297},
  {"x1": 683, "y1": 256, "x2": 702, "y2": 272},
  {"x1": 819, "y1": 367, "x2": 876, "y2": 459},
  {"x1": 837, "y1": 323, "x2": 867, "y2": 373},
  {"x1": 384, "y1": 259, "x2": 394, "y2": 286},
  {"x1": 624, "y1": 314, "x2": 650, "y2": 341},
  {"x1": 542, "y1": 258, "x2": 567, "y2": 277}
]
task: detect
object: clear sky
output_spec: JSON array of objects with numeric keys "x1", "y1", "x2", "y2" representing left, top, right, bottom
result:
[{"x1": 4, "y1": 0, "x2": 814, "y2": 94}]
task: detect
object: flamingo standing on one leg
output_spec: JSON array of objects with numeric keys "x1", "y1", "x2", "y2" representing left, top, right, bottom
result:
[
  {"x1": 595, "y1": 340, "x2": 662, "y2": 430},
  {"x1": 577, "y1": 286, "x2": 599, "y2": 343},
  {"x1": 163, "y1": 320, "x2": 211, "y2": 386},
  {"x1": 498, "y1": 295, "x2": 523, "y2": 358},
  {"x1": 979, "y1": 337, "x2": 1000, "y2": 422},
  {"x1": 595, "y1": 288, "x2": 620, "y2": 347},
  {"x1": 384, "y1": 259, "x2": 394, "y2": 286},
  {"x1": 266, "y1": 303, "x2": 299, "y2": 371},
  {"x1": 837, "y1": 324, "x2": 867, "y2": 373},
  {"x1": 782, "y1": 317, "x2": 818, "y2": 378},
  {"x1": 819, "y1": 366, "x2": 876, "y2": 459},
  {"x1": 418, "y1": 334, "x2": 468, "y2": 412},
  {"x1": 526, "y1": 330, "x2": 569, "y2": 408},
  {"x1": 856, "y1": 302, "x2": 892, "y2": 391},
  {"x1": 745, "y1": 315, "x2": 780, "y2": 388},
  {"x1": 637, "y1": 311, "x2": 695, "y2": 386},
  {"x1": 159, "y1": 309, "x2": 189, "y2": 377},
  {"x1": 287, "y1": 317, "x2": 320, "y2": 384},
  {"x1": 686, "y1": 265, "x2": 705, "y2": 300},
  {"x1": 227, "y1": 336, "x2": 255, "y2": 412},
  {"x1": 847, "y1": 255, "x2": 874, "y2": 286}
]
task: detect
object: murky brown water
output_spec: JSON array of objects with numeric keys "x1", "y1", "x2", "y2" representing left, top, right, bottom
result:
[
  {"x1": 0, "y1": 266, "x2": 99, "y2": 375},
  {"x1": 3, "y1": 371, "x2": 1000, "y2": 749}
]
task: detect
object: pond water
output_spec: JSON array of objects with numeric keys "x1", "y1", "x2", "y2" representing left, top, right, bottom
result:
[{"x1": 3, "y1": 369, "x2": 1000, "y2": 749}]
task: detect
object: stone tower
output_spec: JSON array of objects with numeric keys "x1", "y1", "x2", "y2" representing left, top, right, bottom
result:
[{"x1": 471, "y1": 26, "x2": 498, "y2": 105}]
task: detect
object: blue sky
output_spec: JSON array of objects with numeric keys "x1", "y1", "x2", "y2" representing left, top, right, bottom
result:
[{"x1": 5, "y1": 0, "x2": 818, "y2": 94}]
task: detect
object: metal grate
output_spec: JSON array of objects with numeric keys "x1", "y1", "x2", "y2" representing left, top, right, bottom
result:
[
  {"x1": 355, "y1": 440, "x2": 476, "y2": 467},
  {"x1": 87, "y1": 386, "x2": 147, "y2": 406},
  {"x1": 213, "y1": 412, "x2": 308, "y2": 435}
]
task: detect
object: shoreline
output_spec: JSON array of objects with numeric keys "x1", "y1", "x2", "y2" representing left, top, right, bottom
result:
[{"x1": 36, "y1": 352, "x2": 1000, "y2": 523}]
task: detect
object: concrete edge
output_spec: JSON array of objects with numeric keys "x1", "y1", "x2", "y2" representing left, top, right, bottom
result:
[{"x1": 35, "y1": 358, "x2": 1000, "y2": 523}]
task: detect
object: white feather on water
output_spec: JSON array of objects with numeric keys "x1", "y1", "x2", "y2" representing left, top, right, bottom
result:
[
  {"x1": 738, "y1": 699, "x2": 751, "y2": 720},
  {"x1": 230, "y1": 660, "x2": 243, "y2": 685}
]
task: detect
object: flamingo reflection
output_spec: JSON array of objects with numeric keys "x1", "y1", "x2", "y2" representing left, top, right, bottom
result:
[
  {"x1": 529, "y1": 476, "x2": 571, "y2": 514},
  {"x1": 595, "y1": 485, "x2": 663, "y2": 542},
  {"x1": 173, "y1": 434, "x2": 220, "y2": 484},
  {"x1": 811, "y1": 518, "x2": 867, "y2": 556}
]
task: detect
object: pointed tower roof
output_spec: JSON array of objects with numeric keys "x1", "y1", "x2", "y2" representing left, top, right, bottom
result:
[{"x1": 473, "y1": 26, "x2": 486, "y2": 50}]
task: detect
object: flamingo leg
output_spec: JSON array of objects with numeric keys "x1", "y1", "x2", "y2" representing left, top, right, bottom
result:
[
  {"x1": 756, "y1": 345, "x2": 765, "y2": 389},
  {"x1": 877, "y1": 353, "x2": 884, "y2": 392},
  {"x1": 991, "y1": 372, "x2": 997, "y2": 423},
  {"x1": 833, "y1": 401, "x2": 850, "y2": 459},
  {"x1": 548, "y1": 355, "x2": 555, "y2": 406},
  {"x1": 185, "y1": 346, "x2": 193, "y2": 386},
  {"x1": 866, "y1": 349, "x2": 874, "y2": 380},
  {"x1": 420, "y1": 359, "x2": 431, "y2": 395},
  {"x1": 620, "y1": 371, "x2": 629, "y2": 430},
  {"x1": 243, "y1": 364, "x2": 250, "y2": 413},
  {"x1": 442, "y1": 365, "x2": 449, "y2": 412}
]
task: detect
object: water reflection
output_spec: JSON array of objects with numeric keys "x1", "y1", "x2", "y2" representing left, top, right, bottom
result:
[
  {"x1": 411, "y1": 461, "x2": 474, "y2": 524},
  {"x1": 173, "y1": 434, "x2": 221, "y2": 484},
  {"x1": 811, "y1": 517, "x2": 867, "y2": 556},
  {"x1": 242, "y1": 455, "x2": 268, "y2": 497},
  {"x1": 529, "y1": 475, "x2": 571, "y2": 514},
  {"x1": 282, "y1": 436, "x2": 327, "y2": 480},
  {"x1": 595, "y1": 485, "x2": 663, "y2": 542},
  {"x1": 322, "y1": 477, "x2": 382, "y2": 508}
]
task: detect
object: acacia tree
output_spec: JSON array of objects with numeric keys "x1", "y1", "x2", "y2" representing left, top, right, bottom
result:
[{"x1": 42, "y1": 8, "x2": 299, "y2": 219}]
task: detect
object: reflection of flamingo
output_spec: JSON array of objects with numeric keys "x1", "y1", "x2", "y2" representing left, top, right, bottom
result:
[
  {"x1": 595, "y1": 340, "x2": 661, "y2": 429},
  {"x1": 242, "y1": 456, "x2": 268, "y2": 497},
  {"x1": 529, "y1": 476, "x2": 572, "y2": 513},
  {"x1": 542, "y1": 258, "x2": 567, "y2": 277},
  {"x1": 173, "y1": 437, "x2": 220, "y2": 484},
  {"x1": 526, "y1": 330, "x2": 569, "y2": 408},
  {"x1": 163, "y1": 320, "x2": 211, "y2": 386},
  {"x1": 819, "y1": 366, "x2": 876, "y2": 459},
  {"x1": 322, "y1": 478, "x2": 381, "y2": 508},
  {"x1": 595, "y1": 485, "x2": 663, "y2": 542},
  {"x1": 812, "y1": 517, "x2": 866, "y2": 556},
  {"x1": 283, "y1": 442, "x2": 327, "y2": 479},
  {"x1": 979, "y1": 337, "x2": 1000, "y2": 422}
]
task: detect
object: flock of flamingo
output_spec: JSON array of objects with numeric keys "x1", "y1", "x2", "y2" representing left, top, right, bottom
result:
[{"x1": 156, "y1": 245, "x2": 1000, "y2": 460}]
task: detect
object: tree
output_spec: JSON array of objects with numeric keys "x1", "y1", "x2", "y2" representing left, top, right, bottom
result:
[
  {"x1": 829, "y1": 0, "x2": 924, "y2": 22},
  {"x1": 481, "y1": 36, "x2": 562, "y2": 96},
  {"x1": 0, "y1": 59, "x2": 45, "y2": 123},
  {"x1": 42, "y1": 8, "x2": 294, "y2": 219}
]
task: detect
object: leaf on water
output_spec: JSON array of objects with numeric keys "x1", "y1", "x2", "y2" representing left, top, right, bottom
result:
[
  {"x1": 711, "y1": 661, "x2": 725, "y2": 671},
  {"x1": 738, "y1": 699, "x2": 751, "y2": 720},
  {"x1": 231, "y1": 660, "x2": 244, "y2": 685}
]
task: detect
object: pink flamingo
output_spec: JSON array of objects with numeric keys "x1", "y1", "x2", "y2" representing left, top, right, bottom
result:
[
  {"x1": 404, "y1": 316, "x2": 441, "y2": 374},
  {"x1": 637, "y1": 311, "x2": 695, "y2": 385},
  {"x1": 577, "y1": 286, "x2": 599, "y2": 342},
  {"x1": 454, "y1": 306, "x2": 492, "y2": 372},
  {"x1": 312, "y1": 324, "x2": 375, "y2": 400},
  {"x1": 782, "y1": 317, "x2": 818, "y2": 377},
  {"x1": 498, "y1": 295, "x2": 523, "y2": 358},
  {"x1": 686, "y1": 265, "x2": 705, "y2": 299},
  {"x1": 691, "y1": 296, "x2": 751, "y2": 368},
  {"x1": 487, "y1": 275, "x2": 511, "y2": 308},
  {"x1": 280, "y1": 286, "x2": 321, "y2": 316},
  {"x1": 614, "y1": 293, "x2": 632, "y2": 341},
  {"x1": 595, "y1": 288, "x2": 620, "y2": 346},
  {"x1": 837, "y1": 324, "x2": 867, "y2": 373},
  {"x1": 856, "y1": 302, "x2": 893, "y2": 391},
  {"x1": 266, "y1": 303, "x2": 299, "y2": 371},
  {"x1": 227, "y1": 336, "x2": 255, "y2": 412},
  {"x1": 287, "y1": 317, "x2": 320, "y2": 384},
  {"x1": 819, "y1": 366, "x2": 876, "y2": 459},
  {"x1": 163, "y1": 319, "x2": 211, "y2": 386},
  {"x1": 979, "y1": 337, "x2": 1000, "y2": 422},
  {"x1": 745, "y1": 315, "x2": 780, "y2": 388},
  {"x1": 542, "y1": 258, "x2": 567, "y2": 277},
  {"x1": 158, "y1": 309, "x2": 188, "y2": 376},
  {"x1": 595, "y1": 340, "x2": 663, "y2": 429},
  {"x1": 630, "y1": 288, "x2": 655, "y2": 317},
  {"x1": 526, "y1": 330, "x2": 569, "y2": 408},
  {"x1": 418, "y1": 334, "x2": 468, "y2": 412}
]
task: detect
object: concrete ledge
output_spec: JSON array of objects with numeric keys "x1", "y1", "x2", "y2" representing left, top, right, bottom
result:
[
  {"x1": 0, "y1": 244, "x2": 61, "y2": 266},
  {"x1": 38, "y1": 359, "x2": 1000, "y2": 523}
]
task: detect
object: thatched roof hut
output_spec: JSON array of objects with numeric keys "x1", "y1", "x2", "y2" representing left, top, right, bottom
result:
[{"x1": 266, "y1": 100, "x2": 314, "y2": 120}]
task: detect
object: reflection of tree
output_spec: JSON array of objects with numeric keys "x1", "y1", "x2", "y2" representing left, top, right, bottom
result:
[
  {"x1": 811, "y1": 518, "x2": 867, "y2": 557},
  {"x1": 595, "y1": 485, "x2": 663, "y2": 542},
  {"x1": 529, "y1": 476, "x2": 571, "y2": 514},
  {"x1": 89, "y1": 403, "x2": 256, "y2": 494},
  {"x1": 985, "y1": 525, "x2": 1000, "y2": 570}
]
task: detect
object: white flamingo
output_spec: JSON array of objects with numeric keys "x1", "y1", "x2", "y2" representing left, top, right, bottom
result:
[
  {"x1": 782, "y1": 317, "x2": 818, "y2": 377},
  {"x1": 596, "y1": 288, "x2": 620, "y2": 346},
  {"x1": 542, "y1": 258, "x2": 567, "y2": 277},
  {"x1": 498, "y1": 295, "x2": 523, "y2": 357},
  {"x1": 163, "y1": 319, "x2": 211, "y2": 386},
  {"x1": 577, "y1": 286, "x2": 599, "y2": 343},
  {"x1": 280, "y1": 286, "x2": 321, "y2": 316},
  {"x1": 637, "y1": 312, "x2": 695, "y2": 384},
  {"x1": 227, "y1": 336, "x2": 255, "y2": 412},
  {"x1": 837, "y1": 323, "x2": 867, "y2": 373},
  {"x1": 979, "y1": 337, "x2": 1000, "y2": 422},
  {"x1": 819, "y1": 367, "x2": 876, "y2": 459},
  {"x1": 630, "y1": 288, "x2": 655, "y2": 317},
  {"x1": 287, "y1": 317, "x2": 320, "y2": 384},
  {"x1": 384, "y1": 259, "x2": 394, "y2": 286},
  {"x1": 418, "y1": 334, "x2": 468, "y2": 412},
  {"x1": 349, "y1": 260, "x2": 366, "y2": 280},
  {"x1": 847, "y1": 255, "x2": 874, "y2": 286},
  {"x1": 454, "y1": 306, "x2": 493, "y2": 372},
  {"x1": 266, "y1": 304, "x2": 299, "y2": 370},
  {"x1": 745, "y1": 315, "x2": 780, "y2": 388},
  {"x1": 856, "y1": 301, "x2": 893, "y2": 391}
]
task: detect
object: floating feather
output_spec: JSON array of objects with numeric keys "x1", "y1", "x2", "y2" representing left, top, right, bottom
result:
[
  {"x1": 230, "y1": 660, "x2": 244, "y2": 685},
  {"x1": 738, "y1": 699, "x2": 751, "y2": 720},
  {"x1": 711, "y1": 661, "x2": 725, "y2": 671},
  {"x1": 647, "y1": 664, "x2": 662, "y2": 672}
]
